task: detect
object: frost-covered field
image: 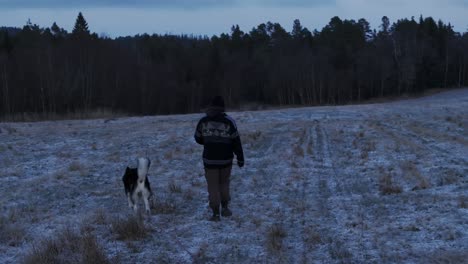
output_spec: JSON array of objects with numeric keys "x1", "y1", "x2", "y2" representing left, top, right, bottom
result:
[{"x1": 1, "y1": 89, "x2": 467, "y2": 263}]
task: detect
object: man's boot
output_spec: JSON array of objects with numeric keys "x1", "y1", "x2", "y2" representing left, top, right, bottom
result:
[
  {"x1": 221, "y1": 202, "x2": 232, "y2": 217},
  {"x1": 209, "y1": 207, "x2": 220, "y2": 221}
]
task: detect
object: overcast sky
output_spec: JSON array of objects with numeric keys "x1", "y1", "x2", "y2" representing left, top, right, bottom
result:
[{"x1": 1, "y1": 0, "x2": 467, "y2": 37}]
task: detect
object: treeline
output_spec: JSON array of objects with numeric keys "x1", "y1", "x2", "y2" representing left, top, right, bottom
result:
[{"x1": 1, "y1": 13, "x2": 467, "y2": 117}]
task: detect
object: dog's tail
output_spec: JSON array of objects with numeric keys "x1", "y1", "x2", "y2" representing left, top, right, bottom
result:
[{"x1": 137, "y1": 157, "x2": 150, "y2": 179}]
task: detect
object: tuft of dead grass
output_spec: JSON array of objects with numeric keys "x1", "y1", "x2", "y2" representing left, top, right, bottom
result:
[
  {"x1": 378, "y1": 171, "x2": 403, "y2": 195},
  {"x1": 183, "y1": 189, "x2": 195, "y2": 201},
  {"x1": 425, "y1": 250, "x2": 468, "y2": 264},
  {"x1": 401, "y1": 162, "x2": 431, "y2": 190},
  {"x1": 328, "y1": 239, "x2": 353, "y2": 261},
  {"x1": 193, "y1": 243, "x2": 209, "y2": 263},
  {"x1": 459, "y1": 196, "x2": 467, "y2": 209},
  {"x1": 90, "y1": 142, "x2": 98, "y2": 150},
  {"x1": 53, "y1": 169, "x2": 68, "y2": 180},
  {"x1": 106, "y1": 151, "x2": 120, "y2": 162},
  {"x1": 164, "y1": 151, "x2": 173, "y2": 160},
  {"x1": 168, "y1": 181, "x2": 182, "y2": 193},
  {"x1": 57, "y1": 151, "x2": 72, "y2": 159},
  {"x1": 68, "y1": 161, "x2": 87, "y2": 176},
  {"x1": 293, "y1": 145, "x2": 305, "y2": 157},
  {"x1": 23, "y1": 227, "x2": 110, "y2": 264},
  {"x1": 243, "y1": 131, "x2": 263, "y2": 145},
  {"x1": 307, "y1": 139, "x2": 313, "y2": 155},
  {"x1": 151, "y1": 198, "x2": 177, "y2": 215},
  {"x1": 266, "y1": 223, "x2": 287, "y2": 253},
  {"x1": 304, "y1": 225, "x2": 323, "y2": 249},
  {"x1": 91, "y1": 208, "x2": 108, "y2": 225},
  {"x1": 438, "y1": 169, "x2": 461, "y2": 186},
  {"x1": 0, "y1": 215, "x2": 26, "y2": 247},
  {"x1": 110, "y1": 215, "x2": 149, "y2": 241}
]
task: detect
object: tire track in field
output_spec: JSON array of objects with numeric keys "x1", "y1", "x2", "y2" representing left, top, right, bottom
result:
[
  {"x1": 292, "y1": 122, "x2": 327, "y2": 263},
  {"x1": 316, "y1": 117, "x2": 387, "y2": 263},
  {"x1": 377, "y1": 121, "x2": 465, "y2": 164},
  {"x1": 374, "y1": 121, "x2": 468, "y2": 186},
  {"x1": 306, "y1": 120, "x2": 361, "y2": 263},
  {"x1": 265, "y1": 123, "x2": 312, "y2": 263}
]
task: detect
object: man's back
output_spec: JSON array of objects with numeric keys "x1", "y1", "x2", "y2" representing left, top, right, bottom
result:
[{"x1": 195, "y1": 109, "x2": 243, "y2": 168}]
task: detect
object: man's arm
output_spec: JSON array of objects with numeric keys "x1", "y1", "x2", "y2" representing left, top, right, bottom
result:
[
  {"x1": 233, "y1": 135, "x2": 244, "y2": 167},
  {"x1": 228, "y1": 117, "x2": 244, "y2": 167},
  {"x1": 194, "y1": 119, "x2": 204, "y2": 145}
]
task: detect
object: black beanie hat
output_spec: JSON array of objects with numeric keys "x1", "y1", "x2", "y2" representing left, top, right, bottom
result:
[{"x1": 210, "y1": 96, "x2": 225, "y2": 108}]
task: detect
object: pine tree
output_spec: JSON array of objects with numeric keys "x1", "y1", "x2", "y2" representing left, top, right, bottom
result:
[
  {"x1": 292, "y1": 19, "x2": 303, "y2": 39},
  {"x1": 358, "y1": 18, "x2": 373, "y2": 41},
  {"x1": 51, "y1": 22, "x2": 60, "y2": 35},
  {"x1": 380, "y1": 16, "x2": 390, "y2": 35},
  {"x1": 291, "y1": 19, "x2": 312, "y2": 43},
  {"x1": 72, "y1": 12, "x2": 90, "y2": 36}
]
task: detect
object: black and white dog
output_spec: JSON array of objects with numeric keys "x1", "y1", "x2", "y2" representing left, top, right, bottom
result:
[{"x1": 122, "y1": 157, "x2": 153, "y2": 214}]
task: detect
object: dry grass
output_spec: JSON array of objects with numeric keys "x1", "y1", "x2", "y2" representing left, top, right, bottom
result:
[
  {"x1": 190, "y1": 178, "x2": 204, "y2": 188},
  {"x1": 328, "y1": 239, "x2": 353, "y2": 261},
  {"x1": 193, "y1": 242, "x2": 211, "y2": 264},
  {"x1": 53, "y1": 169, "x2": 68, "y2": 180},
  {"x1": 252, "y1": 217, "x2": 263, "y2": 228},
  {"x1": 68, "y1": 161, "x2": 87, "y2": 176},
  {"x1": 106, "y1": 151, "x2": 121, "y2": 162},
  {"x1": 151, "y1": 198, "x2": 177, "y2": 214},
  {"x1": 91, "y1": 208, "x2": 108, "y2": 225},
  {"x1": 23, "y1": 227, "x2": 110, "y2": 264},
  {"x1": 438, "y1": 169, "x2": 462, "y2": 186},
  {"x1": 90, "y1": 142, "x2": 98, "y2": 151},
  {"x1": 164, "y1": 150, "x2": 173, "y2": 160},
  {"x1": 360, "y1": 150, "x2": 369, "y2": 161},
  {"x1": 0, "y1": 215, "x2": 26, "y2": 247},
  {"x1": 243, "y1": 130, "x2": 263, "y2": 145},
  {"x1": 158, "y1": 135, "x2": 177, "y2": 149},
  {"x1": 304, "y1": 225, "x2": 323, "y2": 249},
  {"x1": 293, "y1": 144, "x2": 305, "y2": 157},
  {"x1": 110, "y1": 215, "x2": 149, "y2": 241},
  {"x1": 168, "y1": 181, "x2": 182, "y2": 193},
  {"x1": 0, "y1": 125, "x2": 18, "y2": 134},
  {"x1": 183, "y1": 189, "x2": 195, "y2": 201},
  {"x1": 1, "y1": 109, "x2": 126, "y2": 122},
  {"x1": 364, "y1": 140, "x2": 376, "y2": 152},
  {"x1": 378, "y1": 172, "x2": 403, "y2": 195},
  {"x1": 307, "y1": 138, "x2": 313, "y2": 155},
  {"x1": 401, "y1": 162, "x2": 431, "y2": 190},
  {"x1": 426, "y1": 250, "x2": 468, "y2": 264},
  {"x1": 266, "y1": 223, "x2": 287, "y2": 253},
  {"x1": 57, "y1": 150, "x2": 72, "y2": 159},
  {"x1": 459, "y1": 196, "x2": 467, "y2": 209}
]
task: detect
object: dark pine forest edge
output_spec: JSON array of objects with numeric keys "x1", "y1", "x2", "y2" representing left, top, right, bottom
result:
[{"x1": 1, "y1": 13, "x2": 467, "y2": 120}]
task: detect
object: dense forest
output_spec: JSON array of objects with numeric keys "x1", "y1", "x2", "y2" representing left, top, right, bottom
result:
[{"x1": 1, "y1": 13, "x2": 467, "y2": 118}]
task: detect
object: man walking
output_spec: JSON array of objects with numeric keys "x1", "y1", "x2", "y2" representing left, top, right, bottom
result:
[{"x1": 194, "y1": 96, "x2": 244, "y2": 221}]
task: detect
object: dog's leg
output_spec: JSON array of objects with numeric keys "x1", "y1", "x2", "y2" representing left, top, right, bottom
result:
[
  {"x1": 143, "y1": 190, "x2": 151, "y2": 215},
  {"x1": 127, "y1": 193, "x2": 134, "y2": 209},
  {"x1": 131, "y1": 192, "x2": 138, "y2": 212}
]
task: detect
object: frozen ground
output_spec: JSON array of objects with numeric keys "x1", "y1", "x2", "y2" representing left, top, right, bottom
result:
[{"x1": 0, "y1": 89, "x2": 467, "y2": 263}]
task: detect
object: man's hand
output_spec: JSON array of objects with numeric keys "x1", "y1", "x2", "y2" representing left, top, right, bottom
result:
[{"x1": 238, "y1": 160, "x2": 244, "y2": 168}]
